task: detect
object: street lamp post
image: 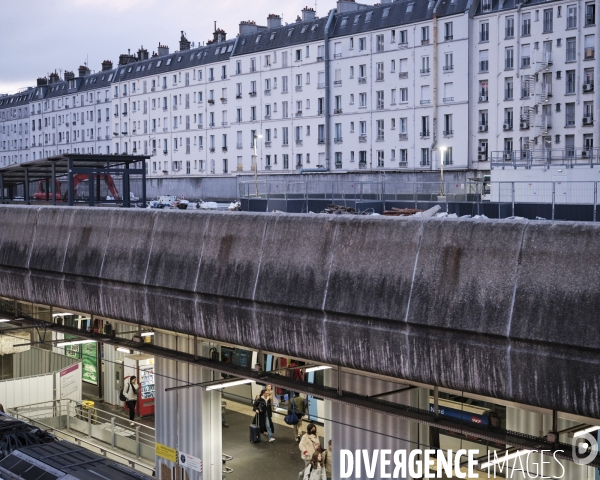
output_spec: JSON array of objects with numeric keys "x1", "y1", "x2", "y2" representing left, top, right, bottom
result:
[
  {"x1": 253, "y1": 134, "x2": 263, "y2": 197},
  {"x1": 439, "y1": 147, "x2": 446, "y2": 197}
]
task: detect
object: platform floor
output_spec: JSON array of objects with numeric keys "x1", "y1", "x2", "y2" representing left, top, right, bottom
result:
[{"x1": 82, "y1": 383, "x2": 314, "y2": 479}]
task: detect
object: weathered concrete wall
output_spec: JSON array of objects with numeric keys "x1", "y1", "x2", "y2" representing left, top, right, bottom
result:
[{"x1": 1, "y1": 205, "x2": 599, "y2": 418}]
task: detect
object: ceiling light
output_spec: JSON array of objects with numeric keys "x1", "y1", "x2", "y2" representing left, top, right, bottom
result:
[
  {"x1": 205, "y1": 379, "x2": 254, "y2": 391},
  {"x1": 573, "y1": 426, "x2": 600, "y2": 438},
  {"x1": 56, "y1": 339, "x2": 95, "y2": 348},
  {"x1": 0, "y1": 319, "x2": 10, "y2": 323},
  {"x1": 52, "y1": 313, "x2": 72, "y2": 317},
  {"x1": 117, "y1": 347, "x2": 131, "y2": 353},
  {"x1": 141, "y1": 332, "x2": 154, "y2": 337},
  {"x1": 305, "y1": 365, "x2": 332, "y2": 373}
]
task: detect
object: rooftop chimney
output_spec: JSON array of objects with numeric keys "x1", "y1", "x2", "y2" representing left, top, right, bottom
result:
[
  {"x1": 179, "y1": 31, "x2": 191, "y2": 51},
  {"x1": 37, "y1": 77, "x2": 48, "y2": 86},
  {"x1": 157, "y1": 43, "x2": 170, "y2": 56},
  {"x1": 64, "y1": 71, "x2": 75, "y2": 81},
  {"x1": 78, "y1": 65, "x2": 90, "y2": 77},
  {"x1": 336, "y1": 0, "x2": 369, "y2": 13},
  {"x1": 239, "y1": 20, "x2": 259, "y2": 35},
  {"x1": 211, "y1": 28, "x2": 227, "y2": 44},
  {"x1": 296, "y1": 15, "x2": 302, "y2": 23},
  {"x1": 118, "y1": 51, "x2": 137, "y2": 65},
  {"x1": 101, "y1": 60, "x2": 113, "y2": 71},
  {"x1": 137, "y1": 47, "x2": 149, "y2": 61},
  {"x1": 302, "y1": 7, "x2": 316, "y2": 21},
  {"x1": 267, "y1": 14, "x2": 282, "y2": 29},
  {"x1": 49, "y1": 72, "x2": 61, "y2": 84}
]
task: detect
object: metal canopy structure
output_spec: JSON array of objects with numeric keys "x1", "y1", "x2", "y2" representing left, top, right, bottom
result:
[{"x1": 0, "y1": 154, "x2": 149, "y2": 207}]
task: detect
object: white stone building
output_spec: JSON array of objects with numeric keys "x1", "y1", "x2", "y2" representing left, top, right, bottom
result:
[{"x1": 0, "y1": 0, "x2": 597, "y2": 185}]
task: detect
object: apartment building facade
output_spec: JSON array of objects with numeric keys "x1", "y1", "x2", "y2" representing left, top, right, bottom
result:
[
  {"x1": 472, "y1": 0, "x2": 599, "y2": 182},
  {"x1": 0, "y1": 0, "x2": 597, "y2": 183}
]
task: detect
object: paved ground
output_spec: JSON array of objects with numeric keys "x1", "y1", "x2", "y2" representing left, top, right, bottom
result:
[{"x1": 82, "y1": 383, "x2": 311, "y2": 479}]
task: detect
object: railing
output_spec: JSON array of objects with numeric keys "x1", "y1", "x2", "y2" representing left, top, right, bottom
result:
[
  {"x1": 9, "y1": 399, "x2": 155, "y2": 475},
  {"x1": 491, "y1": 148, "x2": 600, "y2": 168}
]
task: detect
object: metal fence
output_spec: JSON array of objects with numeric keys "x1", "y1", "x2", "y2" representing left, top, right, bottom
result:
[
  {"x1": 9, "y1": 398, "x2": 155, "y2": 474},
  {"x1": 240, "y1": 180, "x2": 600, "y2": 221}
]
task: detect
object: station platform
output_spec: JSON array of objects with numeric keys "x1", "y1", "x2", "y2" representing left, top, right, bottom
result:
[{"x1": 82, "y1": 383, "x2": 314, "y2": 479}]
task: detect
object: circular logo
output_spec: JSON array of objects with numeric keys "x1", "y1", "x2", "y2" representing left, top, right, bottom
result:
[
  {"x1": 572, "y1": 432, "x2": 598, "y2": 466},
  {"x1": 180, "y1": 454, "x2": 186, "y2": 464}
]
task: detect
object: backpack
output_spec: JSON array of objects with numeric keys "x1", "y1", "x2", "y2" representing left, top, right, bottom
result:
[
  {"x1": 119, "y1": 387, "x2": 126, "y2": 402},
  {"x1": 285, "y1": 394, "x2": 299, "y2": 425},
  {"x1": 298, "y1": 465, "x2": 312, "y2": 480}
]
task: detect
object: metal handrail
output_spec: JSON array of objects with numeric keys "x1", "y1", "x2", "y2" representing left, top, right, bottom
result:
[
  {"x1": 9, "y1": 414, "x2": 154, "y2": 476},
  {"x1": 10, "y1": 399, "x2": 155, "y2": 446}
]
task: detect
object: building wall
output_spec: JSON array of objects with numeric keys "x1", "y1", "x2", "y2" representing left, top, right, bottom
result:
[{"x1": 0, "y1": 0, "x2": 598, "y2": 187}]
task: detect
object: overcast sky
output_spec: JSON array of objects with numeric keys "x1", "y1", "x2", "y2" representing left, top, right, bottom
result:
[{"x1": 0, "y1": 0, "x2": 370, "y2": 95}]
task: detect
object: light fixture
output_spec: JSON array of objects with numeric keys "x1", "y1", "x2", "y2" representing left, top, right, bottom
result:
[
  {"x1": 0, "y1": 319, "x2": 10, "y2": 323},
  {"x1": 479, "y1": 450, "x2": 533, "y2": 469},
  {"x1": 117, "y1": 347, "x2": 132, "y2": 353},
  {"x1": 52, "y1": 313, "x2": 72, "y2": 317},
  {"x1": 141, "y1": 332, "x2": 155, "y2": 337},
  {"x1": 205, "y1": 379, "x2": 254, "y2": 391},
  {"x1": 305, "y1": 365, "x2": 332, "y2": 373},
  {"x1": 56, "y1": 339, "x2": 95, "y2": 348},
  {"x1": 573, "y1": 426, "x2": 600, "y2": 438}
]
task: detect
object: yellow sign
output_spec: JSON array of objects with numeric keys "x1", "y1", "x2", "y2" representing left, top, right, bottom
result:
[{"x1": 155, "y1": 443, "x2": 178, "y2": 463}]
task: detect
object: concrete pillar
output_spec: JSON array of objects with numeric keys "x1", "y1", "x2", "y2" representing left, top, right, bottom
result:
[
  {"x1": 154, "y1": 334, "x2": 222, "y2": 480},
  {"x1": 506, "y1": 407, "x2": 593, "y2": 479},
  {"x1": 325, "y1": 371, "x2": 413, "y2": 480}
]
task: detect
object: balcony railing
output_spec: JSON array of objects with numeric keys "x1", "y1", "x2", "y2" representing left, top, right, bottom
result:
[
  {"x1": 491, "y1": 148, "x2": 600, "y2": 167},
  {"x1": 399, "y1": 72, "x2": 408, "y2": 79},
  {"x1": 521, "y1": 56, "x2": 531, "y2": 67}
]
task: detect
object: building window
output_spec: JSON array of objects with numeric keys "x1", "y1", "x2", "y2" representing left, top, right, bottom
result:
[
  {"x1": 421, "y1": 148, "x2": 430, "y2": 166},
  {"x1": 480, "y1": 21, "x2": 489, "y2": 42},
  {"x1": 421, "y1": 26, "x2": 430, "y2": 44},
  {"x1": 505, "y1": 16, "x2": 514, "y2": 38},
  {"x1": 585, "y1": 2, "x2": 596, "y2": 25},
  {"x1": 522, "y1": 13, "x2": 531, "y2": 36},
  {"x1": 543, "y1": 9, "x2": 553, "y2": 33},
  {"x1": 444, "y1": 22, "x2": 453, "y2": 40}
]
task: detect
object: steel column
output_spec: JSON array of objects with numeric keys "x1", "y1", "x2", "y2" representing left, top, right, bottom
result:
[
  {"x1": 24, "y1": 168, "x2": 29, "y2": 205},
  {"x1": 51, "y1": 162, "x2": 56, "y2": 206}
]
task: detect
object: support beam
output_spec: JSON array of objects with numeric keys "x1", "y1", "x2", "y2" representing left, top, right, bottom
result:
[
  {"x1": 67, "y1": 157, "x2": 74, "y2": 206},
  {"x1": 51, "y1": 161, "x2": 56, "y2": 206},
  {"x1": 434, "y1": 386, "x2": 439, "y2": 419},
  {"x1": 23, "y1": 168, "x2": 29, "y2": 205}
]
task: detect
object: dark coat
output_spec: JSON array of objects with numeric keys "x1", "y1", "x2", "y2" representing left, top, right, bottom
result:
[{"x1": 253, "y1": 397, "x2": 275, "y2": 434}]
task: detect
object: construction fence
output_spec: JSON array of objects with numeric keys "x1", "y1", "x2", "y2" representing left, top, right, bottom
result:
[{"x1": 240, "y1": 181, "x2": 600, "y2": 222}]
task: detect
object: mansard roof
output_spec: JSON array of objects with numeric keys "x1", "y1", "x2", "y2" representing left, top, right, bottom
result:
[{"x1": 114, "y1": 39, "x2": 236, "y2": 83}]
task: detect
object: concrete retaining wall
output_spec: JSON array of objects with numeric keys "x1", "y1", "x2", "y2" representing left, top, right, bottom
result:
[{"x1": 0, "y1": 205, "x2": 598, "y2": 418}]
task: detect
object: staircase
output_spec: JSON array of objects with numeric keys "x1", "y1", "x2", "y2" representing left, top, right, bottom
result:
[{"x1": 524, "y1": 51, "x2": 552, "y2": 153}]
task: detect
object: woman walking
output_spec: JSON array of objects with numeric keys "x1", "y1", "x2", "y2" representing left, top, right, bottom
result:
[
  {"x1": 299, "y1": 423, "x2": 321, "y2": 466},
  {"x1": 302, "y1": 451, "x2": 327, "y2": 480},
  {"x1": 253, "y1": 389, "x2": 275, "y2": 442},
  {"x1": 124, "y1": 376, "x2": 138, "y2": 426}
]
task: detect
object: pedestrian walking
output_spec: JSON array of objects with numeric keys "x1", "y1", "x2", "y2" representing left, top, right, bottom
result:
[
  {"x1": 290, "y1": 392, "x2": 306, "y2": 441},
  {"x1": 124, "y1": 376, "x2": 138, "y2": 425},
  {"x1": 299, "y1": 423, "x2": 321, "y2": 465},
  {"x1": 253, "y1": 389, "x2": 275, "y2": 442},
  {"x1": 302, "y1": 451, "x2": 327, "y2": 480}
]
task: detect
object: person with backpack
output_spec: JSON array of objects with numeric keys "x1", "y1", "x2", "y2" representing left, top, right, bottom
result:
[
  {"x1": 290, "y1": 392, "x2": 306, "y2": 441},
  {"x1": 301, "y1": 451, "x2": 326, "y2": 480},
  {"x1": 253, "y1": 389, "x2": 275, "y2": 442},
  {"x1": 299, "y1": 423, "x2": 321, "y2": 465},
  {"x1": 123, "y1": 376, "x2": 138, "y2": 425}
]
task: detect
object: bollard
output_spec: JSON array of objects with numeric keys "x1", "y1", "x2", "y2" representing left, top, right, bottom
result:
[
  {"x1": 111, "y1": 417, "x2": 116, "y2": 448},
  {"x1": 136, "y1": 425, "x2": 140, "y2": 459}
]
